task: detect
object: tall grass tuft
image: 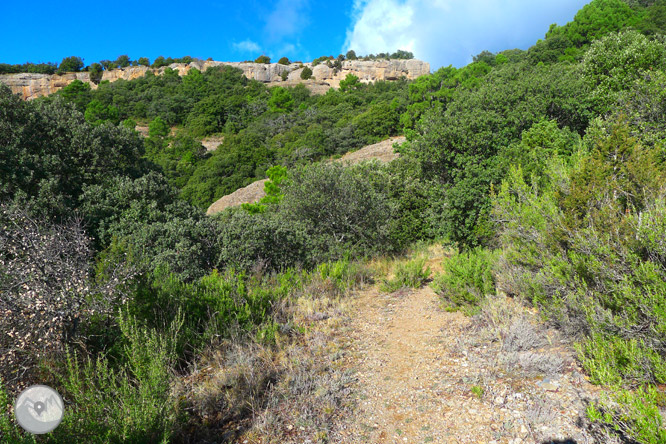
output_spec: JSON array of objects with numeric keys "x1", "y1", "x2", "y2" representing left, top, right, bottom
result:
[
  {"x1": 431, "y1": 248, "x2": 498, "y2": 313},
  {"x1": 380, "y1": 257, "x2": 431, "y2": 293}
]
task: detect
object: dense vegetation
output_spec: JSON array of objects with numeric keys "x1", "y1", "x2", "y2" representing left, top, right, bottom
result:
[
  {"x1": 46, "y1": 65, "x2": 410, "y2": 209},
  {"x1": 2, "y1": 0, "x2": 666, "y2": 442}
]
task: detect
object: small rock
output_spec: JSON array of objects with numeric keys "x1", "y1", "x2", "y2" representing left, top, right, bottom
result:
[
  {"x1": 540, "y1": 381, "x2": 560, "y2": 391},
  {"x1": 494, "y1": 396, "x2": 504, "y2": 405},
  {"x1": 539, "y1": 377, "x2": 560, "y2": 391}
]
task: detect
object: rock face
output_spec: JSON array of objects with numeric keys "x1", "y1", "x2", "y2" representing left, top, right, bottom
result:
[
  {"x1": 206, "y1": 179, "x2": 269, "y2": 215},
  {"x1": 0, "y1": 59, "x2": 430, "y2": 100}
]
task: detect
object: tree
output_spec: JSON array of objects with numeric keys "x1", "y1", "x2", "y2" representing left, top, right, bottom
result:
[
  {"x1": 255, "y1": 55, "x2": 271, "y2": 64},
  {"x1": 268, "y1": 87, "x2": 295, "y2": 113},
  {"x1": 582, "y1": 29, "x2": 666, "y2": 112},
  {"x1": 149, "y1": 116, "x2": 170, "y2": 138},
  {"x1": 59, "y1": 79, "x2": 92, "y2": 112},
  {"x1": 88, "y1": 62, "x2": 103, "y2": 84},
  {"x1": 115, "y1": 54, "x2": 131, "y2": 68},
  {"x1": 346, "y1": 49, "x2": 358, "y2": 60},
  {"x1": 58, "y1": 56, "x2": 84, "y2": 73},
  {"x1": 242, "y1": 165, "x2": 288, "y2": 214},
  {"x1": 100, "y1": 59, "x2": 116, "y2": 71},
  {"x1": 300, "y1": 66, "x2": 313, "y2": 80},
  {"x1": 390, "y1": 49, "x2": 414, "y2": 59},
  {"x1": 472, "y1": 50, "x2": 496, "y2": 66},
  {"x1": 137, "y1": 57, "x2": 150, "y2": 67},
  {"x1": 278, "y1": 57, "x2": 290, "y2": 65},
  {"x1": 85, "y1": 100, "x2": 120, "y2": 125},
  {"x1": 339, "y1": 73, "x2": 361, "y2": 92},
  {"x1": 152, "y1": 56, "x2": 168, "y2": 68}
]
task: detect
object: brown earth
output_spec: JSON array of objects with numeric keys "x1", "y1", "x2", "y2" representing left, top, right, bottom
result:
[{"x1": 201, "y1": 135, "x2": 225, "y2": 152}]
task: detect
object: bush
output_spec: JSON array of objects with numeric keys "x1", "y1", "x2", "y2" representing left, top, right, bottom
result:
[
  {"x1": 215, "y1": 209, "x2": 311, "y2": 273},
  {"x1": 380, "y1": 256, "x2": 431, "y2": 293},
  {"x1": 300, "y1": 66, "x2": 313, "y2": 80},
  {"x1": 317, "y1": 257, "x2": 371, "y2": 294},
  {"x1": 278, "y1": 57, "x2": 290, "y2": 65},
  {"x1": 492, "y1": 117, "x2": 666, "y2": 442},
  {"x1": 255, "y1": 55, "x2": 271, "y2": 64},
  {"x1": 431, "y1": 248, "x2": 498, "y2": 312},
  {"x1": 0, "y1": 204, "x2": 135, "y2": 389},
  {"x1": 53, "y1": 312, "x2": 182, "y2": 443},
  {"x1": 577, "y1": 334, "x2": 666, "y2": 387},
  {"x1": 0, "y1": 379, "x2": 36, "y2": 443},
  {"x1": 279, "y1": 162, "x2": 396, "y2": 262},
  {"x1": 587, "y1": 386, "x2": 666, "y2": 444}
]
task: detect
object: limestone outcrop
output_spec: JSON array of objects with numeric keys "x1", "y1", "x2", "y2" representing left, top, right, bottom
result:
[{"x1": 0, "y1": 59, "x2": 430, "y2": 100}]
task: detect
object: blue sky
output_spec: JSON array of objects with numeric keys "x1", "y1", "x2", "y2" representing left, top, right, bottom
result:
[{"x1": 1, "y1": 0, "x2": 590, "y2": 70}]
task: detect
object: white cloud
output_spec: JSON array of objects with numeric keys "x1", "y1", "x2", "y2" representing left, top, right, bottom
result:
[
  {"x1": 344, "y1": 0, "x2": 590, "y2": 69},
  {"x1": 233, "y1": 39, "x2": 262, "y2": 53},
  {"x1": 266, "y1": 0, "x2": 310, "y2": 41}
]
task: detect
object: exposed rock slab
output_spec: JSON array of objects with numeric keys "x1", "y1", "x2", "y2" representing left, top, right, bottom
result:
[
  {"x1": 338, "y1": 136, "x2": 405, "y2": 165},
  {"x1": 206, "y1": 179, "x2": 268, "y2": 215}
]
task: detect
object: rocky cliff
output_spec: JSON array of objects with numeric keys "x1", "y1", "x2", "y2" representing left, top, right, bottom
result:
[{"x1": 0, "y1": 59, "x2": 430, "y2": 100}]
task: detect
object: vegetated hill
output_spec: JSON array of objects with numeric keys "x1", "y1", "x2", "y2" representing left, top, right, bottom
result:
[{"x1": 2, "y1": 0, "x2": 666, "y2": 443}]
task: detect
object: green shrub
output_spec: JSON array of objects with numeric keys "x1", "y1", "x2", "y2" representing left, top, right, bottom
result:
[
  {"x1": 279, "y1": 162, "x2": 396, "y2": 263},
  {"x1": 493, "y1": 117, "x2": 666, "y2": 442},
  {"x1": 0, "y1": 379, "x2": 36, "y2": 443},
  {"x1": 587, "y1": 386, "x2": 666, "y2": 444},
  {"x1": 300, "y1": 66, "x2": 313, "y2": 80},
  {"x1": 131, "y1": 267, "x2": 280, "y2": 357},
  {"x1": 216, "y1": 209, "x2": 311, "y2": 273},
  {"x1": 380, "y1": 257, "x2": 430, "y2": 293},
  {"x1": 318, "y1": 257, "x2": 371, "y2": 294},
  {"x1": 577, "y1": 334, "x2": 666, "y2": 387},
  {"x1": 53, "y1": 312, "x2": 182, "y2": 443},
  {"x1": 431, "y1": 248, "x2": 498, "y2": 313}
]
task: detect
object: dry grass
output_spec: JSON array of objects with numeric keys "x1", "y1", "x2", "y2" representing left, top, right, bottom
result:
[{"x1": 174, "y1": 266, "x2": 369, "y2": 443}]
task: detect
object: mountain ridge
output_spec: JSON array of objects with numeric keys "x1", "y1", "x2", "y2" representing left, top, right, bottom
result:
[{"x1": 0, "y1": 58, "x2": 430, "y2": 100}]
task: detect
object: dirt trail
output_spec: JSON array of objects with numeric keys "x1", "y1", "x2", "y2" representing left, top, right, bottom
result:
[
  {"x1": 340, "y1": 285, "x2": 500, "y2": 443},
  {"x1": 336, "y1": 253, "x2": 599, "y2": 444}
]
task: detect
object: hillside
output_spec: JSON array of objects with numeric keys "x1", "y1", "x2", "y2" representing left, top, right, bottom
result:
[{"x1": 2, "y1": 0, "x2": 666, "y2": 443}]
